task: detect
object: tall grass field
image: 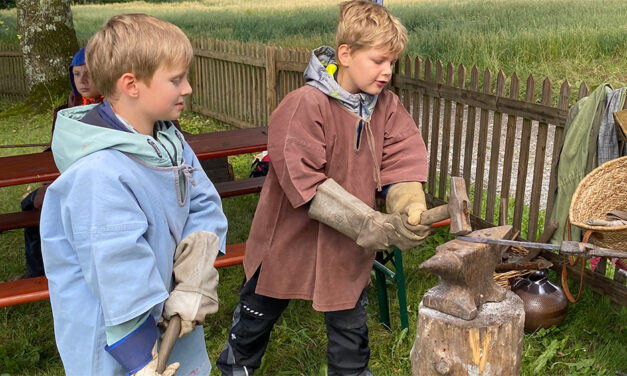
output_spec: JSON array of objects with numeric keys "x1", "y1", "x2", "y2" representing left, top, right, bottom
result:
[
  {"x1": 1, "y1": 1, "x2": 626, "y2": 375},
  {"x1": 2, "y1": 0, "x2": 627, "y2": 88}
]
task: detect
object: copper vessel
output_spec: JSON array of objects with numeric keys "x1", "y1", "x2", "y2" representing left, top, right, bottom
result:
[{"x1": 512, "y1": 271, "x2": 568, "y2": 332}]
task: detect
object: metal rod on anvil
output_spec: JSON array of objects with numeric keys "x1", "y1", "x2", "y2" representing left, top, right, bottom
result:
[{"x1": 456, "y1": 236, "x2": 627, "y2": 259}]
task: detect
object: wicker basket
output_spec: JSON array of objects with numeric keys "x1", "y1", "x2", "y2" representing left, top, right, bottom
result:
[{"x1": 569, "y1": 156, "x2": 627, "y2": 253}]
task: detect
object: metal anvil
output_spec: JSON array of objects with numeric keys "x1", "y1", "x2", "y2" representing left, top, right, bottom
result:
[{"x1": 419, "y1": 225, "x2": 513, "y2": 320}]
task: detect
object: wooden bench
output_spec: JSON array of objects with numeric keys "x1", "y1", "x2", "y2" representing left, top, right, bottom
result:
[
  {"x1": 0, "y1": 127, "x2": 268, "y2": 188},
  {"x1": 0, "y1": 242, "x2": 249, "y2": 307},
  {"x1": 0, "y1": 177, "x2": 265, "y2": 307},
  {"x1": 0, "y1": 176, "x2": 266, "y2": 232},
  {"x1": 0, "y1": 127, "x2": 268, "y2": 308}
]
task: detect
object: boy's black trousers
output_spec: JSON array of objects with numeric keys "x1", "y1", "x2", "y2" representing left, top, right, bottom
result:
[{"x1": 216, "y1": 268, "x2": 372, "y2": 376}]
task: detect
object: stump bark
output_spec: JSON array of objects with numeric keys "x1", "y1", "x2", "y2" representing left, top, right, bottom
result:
[{"x1": 411, "y1": 291, "x2": 525, "y2": 376}]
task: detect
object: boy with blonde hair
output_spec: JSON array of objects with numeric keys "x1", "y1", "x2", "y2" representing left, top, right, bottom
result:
[
  {"x1": 217, "y1": 1, "x2": 428, "y2": 374},
  {"x1": 40, "y1": 14, "x2": 227, "y2": 376}
]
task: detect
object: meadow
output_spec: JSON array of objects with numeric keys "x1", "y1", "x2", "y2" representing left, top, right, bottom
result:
[
  {"x1": 2, "y1": 0, "x2": 627, "y2": 88},
  {"x1": 1, "y1": 0, "x2": 627, "y2": 375}
]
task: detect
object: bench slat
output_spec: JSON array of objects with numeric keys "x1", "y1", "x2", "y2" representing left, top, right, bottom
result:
[
  {"x1": 0, "y1": 177, "x2": 265, "y2": 232},
  {"x1": 0, "y1": 242, "x2": 248, "y2": 308},
  {"x1": 0, "y1": 127, "x2": 268, "y2": 188},
  {"x1": 0, "y1": 210, "x2": 40, "y2": 231}
]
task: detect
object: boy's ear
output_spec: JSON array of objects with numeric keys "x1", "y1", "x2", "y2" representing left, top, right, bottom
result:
[
  {"x1": 117, "y1": 73, "x2": 139, "y2": 98},
  {"x1": 337, "y1": 44, "x2": 351, "y2": 67}
]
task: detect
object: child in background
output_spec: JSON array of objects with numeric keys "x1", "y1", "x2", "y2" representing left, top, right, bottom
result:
[
  {"x1": 18, "y1": 46, "x2": 103, "y2": 280},
  {"x1": 40, "y1": 14, "x2": 227, "y2": 376},
  {"x1": 217, "y1": 1, "x2": 429, "y2": 375}
]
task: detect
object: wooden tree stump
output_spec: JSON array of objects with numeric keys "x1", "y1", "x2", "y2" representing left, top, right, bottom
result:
[{"x1": 410, "y1": 290, "x2": 525, "y2": 376}]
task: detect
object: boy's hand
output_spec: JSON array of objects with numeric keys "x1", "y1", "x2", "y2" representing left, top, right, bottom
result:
[
  {"x1": 162, "y1": 231, "x2": 220, "y2": 337},
  {"x1": 308, "y1": 178, "x2": 429, "y2": 251},
  {"x1": 133, "y1": 343, "x2": 179, "y2": 376},
  {"x1": 355, "y1": 211, "x2": 428, "y2": 250},
  {"x1": 386, "y1": 182, "x2": 429, "y2": 235}
]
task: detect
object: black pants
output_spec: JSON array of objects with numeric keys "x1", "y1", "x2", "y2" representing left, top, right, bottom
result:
[
  {"x1": 216, "y1": 269, "x2": 371, "y2": 376},
  {"x1": 20, "y1": 189, "x2": 45, "y2": 278}
]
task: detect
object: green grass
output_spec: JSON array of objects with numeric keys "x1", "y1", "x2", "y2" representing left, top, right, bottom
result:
[
  {"x1": 2, "y1": 0, "x2": 627, "y2": 90},
  {"x1": 0, "y1": 97, "x2": 625, "y2": 375}
]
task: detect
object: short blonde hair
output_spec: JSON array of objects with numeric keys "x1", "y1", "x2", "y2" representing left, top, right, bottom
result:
[
  {"x1": 335, "y1": 1, "x2": 407, "y2": 58},
  {"x1": 86, "y1": 14, "x2": 193, "y2": 98}
]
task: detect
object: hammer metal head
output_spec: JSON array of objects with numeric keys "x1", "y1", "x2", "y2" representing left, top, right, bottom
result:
[{"x1": 447, "y1": 177, "x2": 472, "y2": 235}]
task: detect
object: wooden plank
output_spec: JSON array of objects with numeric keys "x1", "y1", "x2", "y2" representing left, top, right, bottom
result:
[
  {"x1": 218, "y1": 43, "x2": 227, "y2": 117},
  {"x1": 545, "y1": 81, "x2": 570, "y2": 222},
  {"x1": 227, "y1": 45, "x2": 235, "y2": 118},
  {"x1": 462, "y1": 66, "x2": 479, "y2": 192},
  {"x1": 472, "y1": 69, "x2": 492, "y2": 218},
  {"x1": 438, "y1": 62, "x2": 454, "y2": 199},
  {"x1": 0, "y1": 276, "x2": 49, "y2": 307},
  {"x1": 428, "y1": 61, "x2": 443, "y2": 196},
  {"x1": 257, "y1": 45, "x2": 265, "y2": 125},
  {"x1": 527, "y1": 78, "x2": 551, "y2": 240},
  {"x1": 194, "y1": 48, "x2": 265, "y2": 67},
  {"x1": 403, "y1": 55, "x2": 412, "y2": 111},
  {"x1": 595, "y1": 257, "x2": 608, "y2": 276},
  {"x1": 393, "y1": 75, "x2": 567, "y2": 126},
  {"x1": 513, "y1": 75, "x2": 536, "y2": 232},
  {"x1": 451, "y1": 64, "x2": 466, "y2": 177},
  {"x1": 578, "y1": 81, "x2": 589, "y2": 100},
  {"x1": 275, "y1": 60, "x2": 308, "y2": 72},
  {"x1": 485, "y1": 70, "x2": 506, "y2": 223},
  {"x1": 265, "y1": 46, "x2": 278, "y2": 117},
  {"x1": 421, "y1": 59, "x2": 432, "y2": 153},
  {"x1": 615, "y1": 266, "x2": 627, "y2": 285},
  {"x1": 412, "y1": 57, "x2": 422, "y2": 132},
  {"x1": 0, "y1": 240, "x2": 253, "y2": 308},
  {"x1": 498, "y1": 73, "x2": 520, "y2": 225}
]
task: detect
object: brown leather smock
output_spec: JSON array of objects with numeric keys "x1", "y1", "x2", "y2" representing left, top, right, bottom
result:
[{"x1": 244, "y1": 86, "x2": 428, "y2": 311}]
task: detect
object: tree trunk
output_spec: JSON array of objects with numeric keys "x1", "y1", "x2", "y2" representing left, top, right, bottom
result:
[
  {"x1": 411, "y1": 291, "x2": 525, "y2": 376},
  {"x1": 17, "y1": 0, "x2": 78, "y2": 93}
]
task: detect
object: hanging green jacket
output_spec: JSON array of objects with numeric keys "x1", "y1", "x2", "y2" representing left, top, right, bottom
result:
[{"x1": 549, "y1": 83, "x2": 613, "y2": 244}]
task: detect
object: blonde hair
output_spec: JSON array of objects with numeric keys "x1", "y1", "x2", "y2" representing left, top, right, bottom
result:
[
  {"x1": 86, "y1": 13, "x2": 193, "y2": 98},
  {"x1": 335, "y1": 1, "x2": 407, "y2": 58}
]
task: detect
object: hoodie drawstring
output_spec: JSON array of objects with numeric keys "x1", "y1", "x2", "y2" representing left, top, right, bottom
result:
[
  {"x1": 357, "y1": 101, "x2": 382, "y2": 191},
  {"x1": 179, "y1": 164, "x2": 199, "y2": 188}
]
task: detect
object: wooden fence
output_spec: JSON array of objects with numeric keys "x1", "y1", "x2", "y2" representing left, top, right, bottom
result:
[
  {"x1": 1, "y1": 38, "x2": 625, "y2": 304},
  {"x1": 0, "y1": 44, "x2": 27, "y2": 98}
]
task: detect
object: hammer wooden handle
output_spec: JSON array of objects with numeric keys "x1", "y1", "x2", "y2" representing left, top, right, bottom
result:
[
  {"x1": 416, "y1": 177, "x2": 472, "y2": 235},
  {"x1": 157, "y1": 314, "x2": 181, "y2": 374},
  {"x1": 420, "y1": 205, "x2": 450, "y2": 226}
]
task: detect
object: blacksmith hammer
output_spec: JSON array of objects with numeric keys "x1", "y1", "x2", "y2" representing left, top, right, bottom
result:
[{"x1": 419, "y1": 176, "x2": 472, "y2": 235}]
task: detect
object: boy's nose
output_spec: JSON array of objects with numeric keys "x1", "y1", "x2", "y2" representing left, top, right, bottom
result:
[
  {"x1": 181, "y1": 79, "x2": 192, "y2": 96},
  {"x1": 382, "y1": 63, "x2": 392, "y2": 77}
]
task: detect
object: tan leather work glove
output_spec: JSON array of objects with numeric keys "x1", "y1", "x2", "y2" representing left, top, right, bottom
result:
[
  {"x1": 308, "y1": 178, "x2": 427, "y2": 250},
  {"x1": 162, "y1": 231, "x2": 220, "y2": 338},
  {"x1": 132, "y1": 343, "x2": 179, "y2": 376},
  {"x1": 386, "y1": 182, "x2": 430, "y2": 239}
]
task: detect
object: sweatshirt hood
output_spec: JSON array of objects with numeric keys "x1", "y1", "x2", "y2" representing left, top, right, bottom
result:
[
  {"x1": 52, "y1": 104, "x2": 186, "y2": 173},
  {"x1": 303, "y1": 46, "x2": 377, "y2": 120}
]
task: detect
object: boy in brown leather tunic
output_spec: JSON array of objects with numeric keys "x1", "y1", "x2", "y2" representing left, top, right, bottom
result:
[{"x1": 218, "y1": 2, "x2": 429, "y2": 374}]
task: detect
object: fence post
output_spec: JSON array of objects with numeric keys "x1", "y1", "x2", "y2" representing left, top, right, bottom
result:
[{"x1": 265, "y1": 46, "x2": 277, "y2": 120}]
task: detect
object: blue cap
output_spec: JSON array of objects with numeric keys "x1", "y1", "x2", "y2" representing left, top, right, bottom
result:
[{"x1": 69, "y1": 47, "x2": 86, "y2": 95}]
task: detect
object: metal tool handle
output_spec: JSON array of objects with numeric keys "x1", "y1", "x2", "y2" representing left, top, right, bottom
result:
[{"x1": 157, "y1": 314, "x2": 181, "y2": 374}]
